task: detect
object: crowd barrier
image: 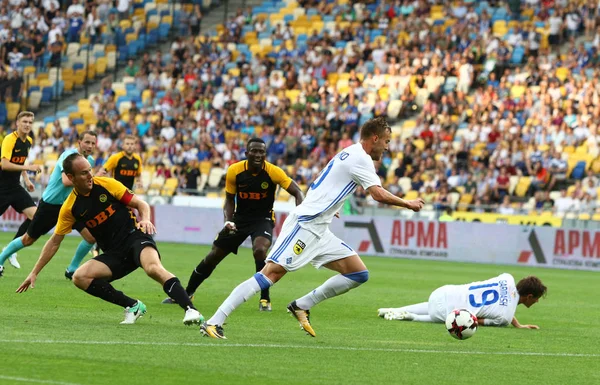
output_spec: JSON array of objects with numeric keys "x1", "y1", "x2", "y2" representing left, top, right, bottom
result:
[
  {"x1": 152, "y1": 205, "x2": 600, "y2": 272},
  {"x1": 2, "y1": 203, "x2": 598, "y2": 271}
]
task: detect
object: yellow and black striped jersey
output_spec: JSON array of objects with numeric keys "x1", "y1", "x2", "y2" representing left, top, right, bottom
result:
[
  {"x1": 0, "y1": 131, "x2": 32, "y2": 187},
  {"x1": 225, "y1": 160, "x2": 292, "y2": 223},
  {"x1": 103, "y1": 151, "x2": 142, "y2": 189},
  {"x1": 55, "y1": 177, "x2": 138, "y2": 251}
]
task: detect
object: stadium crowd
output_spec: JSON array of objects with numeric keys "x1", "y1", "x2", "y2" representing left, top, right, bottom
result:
[
  {"x1": 2, "y1": 0, "x2": 600, "y2": 217},
  {"x1": 0, "y1": 0, "x2": 135, "y2": 101}
]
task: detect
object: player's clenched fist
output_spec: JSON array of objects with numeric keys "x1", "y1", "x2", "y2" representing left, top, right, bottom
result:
[{"x1": 405, "y1": 198, "x2": 425, "y2": 212}]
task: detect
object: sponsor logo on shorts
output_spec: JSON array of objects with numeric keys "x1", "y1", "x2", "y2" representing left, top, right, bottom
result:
[
  {"x1": 261, "y1": 182, "x2": 269, "y2": 189},
  {"x1": 99, "y1": 194, "x2": 107, "y2": 203},
  {"x1": 286, "y1": 257, "x2": 293, "y2": 264},
  {"x1": 293, "y1": 240, "x2": 306, "y2": 255}
]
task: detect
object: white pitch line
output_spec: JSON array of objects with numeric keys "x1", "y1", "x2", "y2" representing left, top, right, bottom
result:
[
  {"x1": 0, "y1": 339, "x2": 598, "y2": 358},
  {"x1": 0, "y1": 375, "x2": 82, "y2": 385}
]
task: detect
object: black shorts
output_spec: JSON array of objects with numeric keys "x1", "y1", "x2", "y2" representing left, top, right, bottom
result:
[
  {"x1": 0, "y1": 185, "x2": 35, "y2": 216},
  {"x1": 27, "y1": 199, "x2": 85, "y2": 239},
  {"x1": 94, "y1": 231, "x2": 160, "y2": 282},
  {"x1": 213, "y1": 219, "x2": 274, "y2": 254}
]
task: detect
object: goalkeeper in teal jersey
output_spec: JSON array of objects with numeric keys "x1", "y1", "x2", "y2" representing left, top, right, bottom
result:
[{"x1": 0, "y1": 131, "x2": 98, "y2": 278}]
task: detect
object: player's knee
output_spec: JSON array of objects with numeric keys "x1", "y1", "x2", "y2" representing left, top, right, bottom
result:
[
  {"x1": 72, "y1": 270, "x2": 90, "y2": 289},
  {"x1": 21, "y1": 234, "x2": 35, "y2": 246},
  {"x1": 343, "y1": 270, "x2": 369, "y2": 284},
  {"x1": 143, "y1": 262, "x2": 161, "y2": 278},
  {"x1": 253, "y1": 246, "x2": 268, "y2": 260},
  {"x1": 205, "y1": 250, "x2": 226, "y2": 266},
  {"x1": 253, "y1": 272, "x2": 273, "y2": 290}
]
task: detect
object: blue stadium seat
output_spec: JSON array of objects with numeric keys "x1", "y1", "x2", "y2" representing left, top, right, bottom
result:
[
  {"x1": 118, "y1": 45, "x2": 129, "y2": 62},
  {"x1": 0, "y1": 103, "x2": 7, "y2": 125},
  {"x1": 41, "y1": 87, "x2": 53, "y2": 104},
  {"x1": 158, "y1": 23, "x2": 170, "y2": 40},
  {"x1": 146, "y1": 9, "x2": 157, "y2": 20},
  {"x1": 148, "y1": 30, "x2": 158, "y2": 46},
  {"x1": 56, "y1": 111, "x2": 70, "y2": 118},
  {"x1": 43, "y1": 116, "x2": 55, "y2": 125}
]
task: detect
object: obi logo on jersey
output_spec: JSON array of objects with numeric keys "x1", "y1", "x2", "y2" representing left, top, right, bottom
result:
[
  {"x1": 85, "y1": 204, "x2": 116, "y2": 228},
  {"x1": 99, "y1": 194, "x2": 107, "y2": 203},
  {"x1": 238, "y1": 191, "x2": 268, "y2": 200},
  {"x1": 293, "y1": 240, "x2": 306, "y2": 255},
  {"x1": 11, "y1": 156, "x2": 27, "y2": 164},
  {"x1": 119, "y1": 169, "x2": 137, "y2": 177}
]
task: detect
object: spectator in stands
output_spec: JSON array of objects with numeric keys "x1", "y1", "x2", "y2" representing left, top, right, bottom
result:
[
  {"x1": 184, "y1": 159, "x2": 201, "y2": 195},
  {"x1": 498, "y1": 195, "x2": 515, "y2": 215}
]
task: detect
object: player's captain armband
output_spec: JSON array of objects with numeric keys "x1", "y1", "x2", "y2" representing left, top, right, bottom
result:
[{"x1": 94, "y1": 177, "x2": 134, "y2": 204}]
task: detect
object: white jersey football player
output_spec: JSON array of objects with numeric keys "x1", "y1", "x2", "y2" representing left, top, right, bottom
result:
[
  {"x1": 201, "y1": 117, "x2": 425, "y2": 339},
  {"x1": 379, "y1": 274, "x2": 546, "y2": 329}
]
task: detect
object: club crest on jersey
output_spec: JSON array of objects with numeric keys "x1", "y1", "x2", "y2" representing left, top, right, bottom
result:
[
  {"x1": 99, "y1": 194, "x2": 107, "y2": 203},
  {"x1": 261, "y1": 182, "x2": 269, "y2": 189},
  {"x1": 293, "y1": 240, "x2": 306, "y2": 255},
  {"x1": 134, "y1": 164, "x2": 138, "y2": 169}
]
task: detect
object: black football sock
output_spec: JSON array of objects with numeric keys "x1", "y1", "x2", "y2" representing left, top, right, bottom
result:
[
  {"x1": 255, "y1": 258, "x2": 270, "y2": 302},
  {"x1": 14, "y1": 219, "x2": 31, "y2": 239},
  {"x1": 185, "y1": 260, "x2": 216, "y2": 295},
  {"x1": 164, "y1": 277, "x2": 196, "y2": 310},
  {"x1": 85, "y1": 279, "x2": 137, "y2": 308}
]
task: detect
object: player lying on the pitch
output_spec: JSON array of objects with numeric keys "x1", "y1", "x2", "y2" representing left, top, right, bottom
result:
[{"x1": 378, "y1": 273, "x2": 546, "y2": 329}]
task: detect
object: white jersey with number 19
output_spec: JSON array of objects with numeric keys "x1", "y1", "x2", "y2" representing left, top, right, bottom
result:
[
  {"x1": 293, "y1": 143, "x2": 381, "y2": 235},
  {"x1": 435, "y1": 273, "x2": 520, "y2": 326}
]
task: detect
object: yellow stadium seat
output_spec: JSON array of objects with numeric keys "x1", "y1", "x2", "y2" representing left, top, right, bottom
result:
[
  {"x1": 556, "y1": 67, "x2": 570, "y2": 82},
  {"x1": 404, "y1": 190, "x2": 419, "y2": 200},
  {"x1": 125, "y1": 33, "x2": 137, "y2": 44},
  {"x1": 119, "y1": 20, "x2": 132, "y2": 30},
  {"x1": 515, "y1": 177, "x2": 531, "y2": 197},
  {"x1": 199, "y1": 161, "x2": 212, "y2": 175},
  {"x1": 7, "y1": 103, "x2": 20, "y2": 121},
  {"x1": 413, "y1": 138, "x2": 425, "y2": 151}
]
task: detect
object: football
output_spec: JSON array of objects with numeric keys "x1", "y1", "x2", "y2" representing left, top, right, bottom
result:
[{"x1": 445, "y1": 309, "x2": 478, "y2": 340}]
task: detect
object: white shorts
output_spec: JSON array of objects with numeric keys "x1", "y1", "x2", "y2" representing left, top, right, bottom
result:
[
  {"x1": 266, "y1": 214, "x2": 356, "y2": 272},
  {"x1": 428, "y1": 285, "x2": 452, "y2": 323}
]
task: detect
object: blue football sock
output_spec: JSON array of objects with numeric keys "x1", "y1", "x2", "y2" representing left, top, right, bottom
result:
[
  {"x1": 67, "y1": 240, "x2": 94, "y2": 273},
  {"x1": 0, "y1": 237, "x2": 25, "y2": 265}
]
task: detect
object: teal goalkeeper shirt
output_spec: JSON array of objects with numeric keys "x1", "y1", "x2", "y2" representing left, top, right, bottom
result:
[{"x1": 42, "y1": 148, "x2": 94, "y2": 205}]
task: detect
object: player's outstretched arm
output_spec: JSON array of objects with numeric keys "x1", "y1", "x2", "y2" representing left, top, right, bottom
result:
[
  {"x1": 511, "y1": 316, "x2": 539, "y2": 329},
  {"x1": 127, "y1": 195, "x2": 156, "y2": 235},
  {"x1": 367, "y1": 185, "x2": 424, "y2": 211},
  {"x1": 285, "y1": 180, "x2": 304, "y2": 206},
  {"x1": 16, "y1": 234, "x2": 65, "y2": 293}
]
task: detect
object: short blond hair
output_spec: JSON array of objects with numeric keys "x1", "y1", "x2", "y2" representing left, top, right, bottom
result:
[{"x1": 17, "y1": 111, "x2": 34, "y2": 121}]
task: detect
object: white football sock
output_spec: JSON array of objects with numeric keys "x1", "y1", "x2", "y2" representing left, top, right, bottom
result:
[
  {"x1": 295, "y1": 274, "x2": 362, "y2": 310},
  {"x1": 411, "y1": 314, "x2": 433, "y2": 322},
  {"x1": 207, "y1": 274, "x2": 272, "y2": 326},
  {"x1": 398, "y1": 302, "x2": 429, "y2": 315}
]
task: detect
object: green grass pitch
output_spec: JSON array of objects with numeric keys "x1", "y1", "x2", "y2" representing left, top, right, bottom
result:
[{"x1": 0, "y1": 232, "x2": 598, "y2": 385}]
